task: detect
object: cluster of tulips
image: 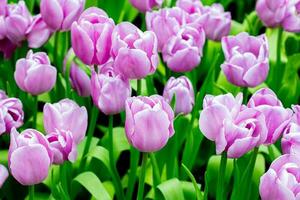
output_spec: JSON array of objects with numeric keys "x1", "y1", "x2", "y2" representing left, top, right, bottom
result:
[{"x1": 0, "y1": 0, "x2": 300, "y2": 199}]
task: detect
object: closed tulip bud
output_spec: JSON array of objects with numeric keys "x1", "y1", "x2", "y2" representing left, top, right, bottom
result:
[
  {"x1": 111, "y1": 22, "x2": 159, "y2": 79},
  {"x1": 91, "y1": 62, "x2": 131, "y2": 115},
  {"x1": 71, "y1": 7, "x2": 115, "y2": 65},
  {"x1": 43, "y1": 99, "x2": 88, "y2": 144},
  {"x1": 64, "y1": 49, "x2": 91, "y2": 97},
  {"x1": 282, "y1": 0, "x2": 300, "y2": 32},
  {"x1": 162, "y1": 25, "x2": 205, "y2": 72},
  {"x1": 46, "y1": 129, "x2": 77, "y2": 164},
  {"x1": 5, "y1": 1, "x2": 32, "y2": 44},
  {"x1": 40, "y1": 0, "x2": 85, "y2": 31},
  {"x1": 129, "y1": 0, "x2": 163, "y2": 12},
  {"x1": 125, "y1": 95, "x2": 174, "y2": 152},
  {"x1": 9, "y1": 128, "x2": 53, "y2": 185},
  {"x1": 26, "y1": 15, "x2": 53, "y2": 48},
  {"x1": 256, "y1": 0, "x2": 288, "y2": 27},
  {"x1": 221, "y1": 32, "x2": 269, "y2": 87},
  {"x1": 146, "y1": 7, "x2": 187, "y2": 50},
  {"x1": 260, "y1": 154, "x2": 300, "y2": 200},
  {"x1": 176, "y1": 0, "x2": 203, "y2": 14},
  {"x1": 163, "y1": 76, "x2": 194, "y2": 115},
  {"x1": 14, "y1": 50, "x2": 57, "y2": 95},
  {"x1": 0, "y1": 164, "x2": 8, "y2": 188}
]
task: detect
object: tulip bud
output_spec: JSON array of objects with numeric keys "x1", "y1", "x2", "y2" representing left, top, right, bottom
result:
[
  {"x1": 111, "y1": 22, "x2": 159, "y2": 79},
  {"x1": 71, "y1": 7, "x2": 115, "y2": 65},
  {"x1": 129, "y1": 0, "x2": 163, "y2": 13},
  {"x1": 40, "y1": 0, "x2": 85, "y2": 31},
  {"x1": 46, "y1": 129, "x2": 77, "y2": 164},
  {"x1": 9, "y1": 128, "x2": 53, "y2": 185},
  {"x1": 221, "y1": 32, "x2": 269, "y2": 87},
  {"x1": 163, "y1": 76, "x2": 194, "y2": 115},
  {"x1": 14, "y1": 50, "x2": 57, "y2": 95},
  {"x1": 43, "y1": 99, "x2": 88, "y2": 144},
  {"x1": 125, "y1": 95, "x2": 174, "y2": 152},
  {"x1": 0, "y1": 164, "x2": 8, "y2": 188},
  {"x1": 282, "y1": 0, "x2": 300, "y2": 32}
]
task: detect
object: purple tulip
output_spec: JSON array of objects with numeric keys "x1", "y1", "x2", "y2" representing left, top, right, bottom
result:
[
  {"x1": 14, "y1": 50, "x2": 57, "y2": 95},
  {"x1": 129, "y1": 0, "x2": 163, "y2": 13},
  {"x1": 256, "y1": 0, "x2": 288, "y2": 27},
  {"x1": 0, "y1": 0, "x2": 6, "y2": 16},
  {"x1": 71, "y1": 7, "x2": 115, "y2": 65},
  {"x1": 146, "y1": 7, "x2": 187, "y2": 50},
  {"x1": 248, "y1": 88, "x2": 292, "y2": 145},
  {"x1": 221, "y1": 32, "x2": 269, "y2": 87},
  {"x1": 91, "y1": 62, "x2": 131, "y2": 115},
  {"x1": 46, "y1": 129, "x2": 77, "y2": 164},
  {"x1": 176, "y1": 0, "x2": 203, "y2": 14},
  {"x1": 0, "y1": 16, "x2": 6, "y2": 40},
  {"x1": 26, "y1": 14, "x2": 53, "y2": 48},
  {"x1": 0, "y1": 164, "x2": 8, "y2": 188},
  {"x1": 0, "y1": 97, "x2": 24, "y2": 135},
  {"x1": 9, "y1": 128, "x2": 53, "y2": 185},
  {"x1": 125, "y1": 95, "x2": 174, "y2": 152},
  {"x1": 64, "y1": 49, "x2": 91, "y2": 97},
  {"x1": 282, "y1": 0, "x2": 300, "y2": 32},
  {"x1": 111, "y1": 22, "x2": 159, "y2": 79},
  {"x1": 281, "y1": 123, "x2": 300, "y2": 155},
  {"x1": 5, "y1": 1, "x2": 32, "y2": 44},
  {"x1": 43, "y1": 99, "x2": 88, "y2": 144},
  {"x1": 162, "y1": 24, "x2": 205, "y2": 72},
  {"x1": 260, "y1": 154, "x2": 300, "y2": 199},
  {"x1": 163, "y1": 76, "x2": 194, "y2": 115},
  {"x1": 40, "y1": 0, "x2": 85, "y2": 31},
  {"x1": 0, "y1": 90, "x2": 7, "y2": 100}
]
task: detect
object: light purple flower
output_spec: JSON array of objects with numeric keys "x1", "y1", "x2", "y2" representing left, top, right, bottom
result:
[
  {"x1": 0, "y1": 164, "x2": 8, "y2": 188},
  {"x1": 26, "y1": 14, "x2": 53, "y2": 48},
  {"x1": 91, "y1": 62, "x2": 131, "y2": 115},
  {"x1": 71, "y1": 7, "x2": 115, "y2": 65},
  {"x1": 282, "y1": 0, "x2": 300, "y2": 32},
  {"x1": 46, "y1": 129, "x2": 77, "y2": 165},
  {"x1": 14, "y1": 50, "x2": 57, "y2": 95},
  {"x1": 282, "y1": 123, "x2": 300, "y2": 155},
  {"x1": 64, "y1": 49, "x2": 91, "y2": 97},
  {"x1": 259, "y1": 154, "x2": 300, "y2": 200},
  {"x1": 0, "y1": 90, "x2": 7, "y2": 100},
  {"x1": 221, "y1": 32, "x2": 269, "y2": 87},
  {"x1": 176, "y1": 0, "x2": 203, "y2": 14},
  {"x1": 43, "y1": 99, "x2": 88, "y2": 144},
  {"x1": 162, "y1": 24, "x2": 205, "y2": 72},
  {"x1": 111, "y1": 22, "x2": 158, "y2": 79},
  {"x1": 9, "y1": 128, "x2": 53, "y2": 185},
  {"x1": 0, "y1": 0, "x2": 7, "y2": 16},
  {"x1": 0, "y1": 16, "x2": 6, "y2": 40},
  {"x1": 248, "y1": 88, "x2": 292, "y2": 145},
  {"x1": 129, "y1": 0, "x2": 163, "y2": 13},
  {"x1": 146, "y1": 7, "x2": 187, "y2": 50},
  {"x1": 163, "y1": 76, "x2": 194, "y2": 115},
  {"x1": 40, "y1": 0, "x2": 85, "y2": 31},
  {"x1": 256, "y1": 0, "x2": 288, "y2": 27},
  {"x1": 125, "y1": 95, "x2": 174, "y2": 152}
]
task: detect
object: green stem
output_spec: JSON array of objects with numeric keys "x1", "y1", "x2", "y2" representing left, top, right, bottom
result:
[
  {"x1": 126, "y1": 147, "x2": 139, "y2": 200},
  {"x1": 137, "y1": 79, "x2": 142, "y2": 95},
  {"x1": 29, "y1": 185, "x2": 34, "y2": 200},
  {"x1": 53, "y1": 32, "x2": 60, "y2": 70},
  {"x1": 33, "y1": 95, "x2": 38, "y2": 129},
  {"x1": 137, "y1": 153, "x2": 148, "y2": 200},
  {"x1": 60, "y1": 163, "x2": 69, "y2": 198},
  {"x1": 108, "y1": 115, "x2": 125, "y2": 200},
  {"x1": 242, "y1": 87, "x2": 248, "y2": 104},
  {"x1": 216, "y1": 152, "x2": 227, "y2": 200},
  {"x1": 65, "y1": 57, "x2": 72, "y2": 98},
  {"x1": 274, "y1": 28, "x2": 283, "y2": 90},
  {"x1": 150, "y1": 153, "x2": 161, "y2": 199}
]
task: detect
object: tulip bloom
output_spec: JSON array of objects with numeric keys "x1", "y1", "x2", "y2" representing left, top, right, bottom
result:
[
  {"x1": 221, "y1": 32, "x2": 269, "y2": 87},
  {"x1": 256, "y1": 0, "x2": 288, "y2": 27},
  {"x1": 0, "y1": 0, "x2": 6, "y2": 16},
  {"x1": 176, "y1": 0, "x2": 203, "y2": 14},
  {"x1": 282, "y1": 0, "x2": 300, "y2": 32},
  {"x1": 46, "y1": 130, "x2": 77, "y2": 164},
  {"x1": 163, "y1": 76, "x2": 194, "y2": 115},
  {"x1": 111, "y1": 22, "x2": 159, "y2": 79},
  {"x1": 129, "y1": 0, "x2": 163, "y2": 12},
  {"x1": 40, "y1": 0, "x2": 85, "y2": 31},
  {"x1": 43, "y1": 99, "x2": 88, "y2": 144},
  {"x1": 14, "y1": 50, "x2": 57, "y2": 95},
  {"x1": 125, "y1": 95, "x2": 174, "y2": 152},
  {"x1": 71, "y1": 7, "x2": 115, "y2": 65},
  {"x1": 9, "y1": 128, "x2": 53, "y2": 185},
  {"x1": 260, "y1": 154, "x2": 300, "y2": 199},
  {"x1": 0, "y1": 164, "x2": 8, "y2": 188},
  {"x1": 91, "y1": 62, "x2": 131, "y2": 115}
]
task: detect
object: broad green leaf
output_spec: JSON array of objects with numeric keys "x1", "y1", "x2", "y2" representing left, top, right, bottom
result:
[
  {"x1": 86, "y1": 146, "x2": 111, "y2": 174},
  {"x1": 156, "y1": 178, "x2": 185, "y2": 200}
]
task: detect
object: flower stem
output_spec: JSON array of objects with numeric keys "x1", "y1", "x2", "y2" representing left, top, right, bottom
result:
[
  {"x1": 29, "y1": 185, "x2": 34, "y2": 200},
  {"x1": 216, "y1": 152, "x2": 227, "y2": 200},
  {"x1": 137, "y1": 153, "x2": 148, "y2": 200},
  {"x1": 60, "y1": 163, "x2": 69, "y2": 198},
  {"x1": 150, "y1": 153, "x2": 161, "y2": 199},
  {"x1": 33, "y1": 95, "x2": 38, "y2": 129},
  {"x1": 137, "y1": 79, "x2": 142, "y2": 95},
  {"x1": 108, "y1": 115, "x2": 125, "y2": 200},
  {"x1": 242, "y1": 87, "x2": 248, "y2": 104}
]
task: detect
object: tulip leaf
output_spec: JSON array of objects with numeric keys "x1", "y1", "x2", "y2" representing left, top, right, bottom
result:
[
  {"x1": 86, "y1": 146, "x2": 111, "y2": 174},
  {"x1": 72, "y1": 172, "x2": 112, "y2": 200},
  {"x1": 156, "y1": 178, "x2": 185, "y2": 200},
  {"x1": 181, "y1": 164, "x2": 203, "y2": 200}
]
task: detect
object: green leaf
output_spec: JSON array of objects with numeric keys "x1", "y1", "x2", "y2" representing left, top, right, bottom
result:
[
  {"x1": 72, "y1": 172, "x2": 112, "y2": 200},
  {"x1": 181, "y1": 164, "x2": 203, "y2": 200},
  {"x1": 156, "y1": 178, "x2": 185, "y2": 200},
  {"x1": 86, "y1": 146, "x2": 111, "y2": 174}
]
